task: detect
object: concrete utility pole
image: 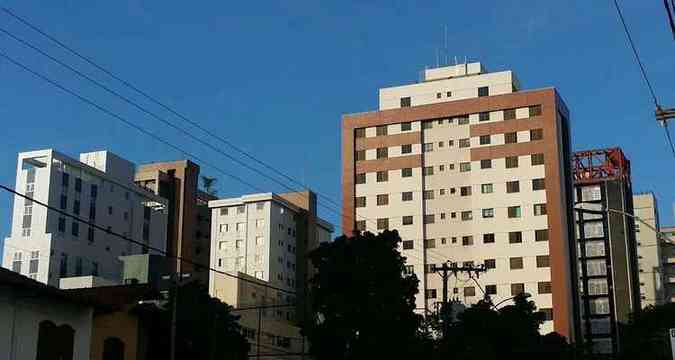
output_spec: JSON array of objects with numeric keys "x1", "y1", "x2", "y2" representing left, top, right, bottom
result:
[
  {"x1": 162, "y1": 272, "x2": 191, "y2": 360},
  {"x1": 433, "y1": 262, "x2": 487, "y2": 338}
]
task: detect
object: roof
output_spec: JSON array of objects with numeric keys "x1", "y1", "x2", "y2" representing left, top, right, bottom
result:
[
  {"x1": 0, "y1": 267, "x2": 99, "y2": 308},
  {"x1": 62, "y1": 283, "x2": 158, "y2": 307}
]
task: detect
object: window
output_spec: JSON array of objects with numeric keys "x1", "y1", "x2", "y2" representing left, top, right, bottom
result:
[
  {"x1": 377, "y1": 218, "x2": 389, "y2": 230},
  {"x1": 506, "y1": 181, "x2": 520, "y2": 193},
  {"x1": 59, "y1": 253, "x2": 68, "y2": 277},
  {"x1": 60, "y1": 195, "x2": 67, "y2": 210},
  {"x1": 403, "y1": 240, "x2": 414, "y2": 250},
  {"x1": 58, "y1": 217, "x2": 66, "y2": 232},
  {"x1": 478, "y1": 86, "x2": 489, "y2": 97},
  {"x1": 536, "y1": 255, "x2": 550, "y2": 268},
  {"x1": 355, "y1": 128, "x2": 366, "y2": 138},
  {"x1": 450, "y1": 188, "x2": 456, "y2": 194},
  {"x1": 509, "y1": 231, "x2": 523, "y2": 244},
  {"x1": 423, "y1": 143, "x2": 433, "y2": 152},
  {"x1": 402, "y1": 168, "x2": 413, "y2": 177},
  {"x1": 425, "y1": 289, "x2": 437, "y2": 299},
  {"x1": 483, "y1": 233, "x2": 495, "y2": 243},
  {"x1": 508, "y1": 206, "x2": 522, "y2": 218},
  {"x1": 355, "y1": 173, "x2": 366, "y2": 184},
  {"x1": 377, "y1": 194, "x2": 389, "y2": 206},
  {"x1": 108, "y1": 206, "x2": 113, "y2": 215},
  {"x1": 401, "y1": 122, "x2": 412, "y2": 131},
  {"x1": 534, "y1": 203, "x2": 547, "y2": 216},
  {"x1": 236, "y1": 222, "x2": 245, "y2": 232},
  {"x1": 461, "y1": 211, "x2": 473, "y2": 221},
  {"x1": 457, "y1": 116, "x2": 469, "y2": 125},
  {"x1": 479, "y1": 112, "x2": 490, "y2": 122},
  {"x1": 402, "y1": 216, "x2": 413, "y2": 225},
  {"x1": 481, "y1": 183, "x2": 494, "y2": 194},
  {"x1": 73, "y1": 200, "x2": 80, "y2": 216},
  {"x1": 88, "y1": 227, "x2": 94, "y2": 242},
  {"x1": 424, "y1": 239, "x2": 436, "y2": 249},
  {"x1": 479, "y1": 135, "x2": 491, "y2": 145},
  {"x1": 505, "y1": 156, "x2": 519, "y2": 168},
  {"x1": 235, "y1": 240, "x2": 244, "y2": 249},
  {"x1": 464, "y1": 287, "x2": 476, "y2": 297},
  {"x1": 256, "y1": 219, "x2": 265, "y2": 228},
  {"x1": 511, "y1": 283, "x2": 525, "y2": 296},
  {"x1": 485, "y1": 284, "x2": 497, "y2": 295},
  {"x1": 459, "y1": 138, "x2": 470, "y2": 148},
  {"x1": 376, "y1": 125, "x2": 388, "y2": 136},
  {"x1": 510, "y1": 257, "x2": 524, "y2": 269},
  {"x1": 581, "y1": 185, "x2": 602, "y2": 201},
  {"x1": 423, "y1": 190, "x2": 434, "y2": 200},
  {"x1": 403, "y1": 265, "x2": 414, "y2": 274},
  {"x1": 480, "y1": 159, "x2": 492, "y2": 169},
  {"x1": 401, "y1": 144, "x2": 412, "y2": 154},
  {"x1": 355, "y1": 196, "x2": 366, "y2": 208},
  {"x1": 61, "y1": 172, "x2": 70, "y2": 188},
  {"x1": 448, "y1": 140, "x2": 454, "y2": 147},
  {"x1": 459, "y1": 162, "x2": 471, "y2": 172},
  {"x1": 439, "y1": 165, "x2": 445, "y2": 172},
  {"x1": 530, "y1": 128, "x2": 544, "y2": 140},
  {"x1": 29, "y1": 251, "x2": 39, "y2": 274},
  {"x1": 12, "y1": 252, "x2": 21, "y2": 273},
  {"x1": 587, "y1": 259, "x2": 607, "y2": 276},
  {"x1": 439, "y1": 189, "x2": 446, "y2": 195},
  {"x1": 436, "y1": 92, "x2": 442, "y2": 99},
  {"x1": 423, "y1": 166, "x2": 434, "y2": 176},
  {"x1": 538, "y1": 281, "x2": 552, "y2": 294},
  {"x1": 532, "y1": 178, "x2": 546, "y2": 190},
  {"x1": 422, "y1": 121, "x2": 433, "y2": 129},
  {"x1": 237, "y1": 205, "x2": 245, "y2": 214},
  {"x1": 446, "y1": 91, "x2": 452, "y2": 97},
  {"x1": 462, "y1": 236, "x2": 473, "y2": 246},
  {"x1": 424, "y1": 214, "x2": 435, "y2": 224},
  {"x1": 377, "y1": 171, "x2": 389, "y2": 182},
  {"x1": 484, "y1": 259, "x2": 496, "y2": 269},
  {"x1": 355, "y1": 150, "x2": 365, "y2": 161},
  {"x1": 400, "y1": 97, "x2": 411, "y2": 107},
  {"x1": 531, "y1": 153, "x2": 545, "y2": 165},
  {"x1": 588, "y1": 279, "x2": 608, "y2": 295},
  {"x1": 505, "y1": 132, "x2": 518, "y2": 144},
  {"x1": 460, "y1": 186, "x2": 472, "y2": 196},
  {"x1": 529, "y1": 105, "x2": 542, "y2": 117},
  {"x1": 376, "y1": 147, "x2": 388, "y2": 159},
  {"x1": 71, "y1": 222, "x2": 79, "y2": 237},
  {"x1": 220, "y1": 208, "x2": 229, "y2": 216},
  {"x1": 91, "y1": 184, "x2": 98, "y2": 198},
  {"x1": 479, "y1": 208, "x2": 494, "y2": 219},
  {"x1": 402, "y1": 192, "x2": 413, "y2": 201},
  {"x1": 438, "y1": 141, "x2": 444, "y2": 148},
  {"x1": 535, "y1": 229, "x2": 549, "y2": 242},
  {"x1": 541, "y1": 308, "x2": 554, "y2": 321},
  {"x1": 355, "y1": 220, "x2": 366, "y2": 231},
  {"x1": 589, "y1": 298, "x2": 610, "y2": 315},
  {"x1": 504, "y1": 108, "x2": 516, "y2": 120}
]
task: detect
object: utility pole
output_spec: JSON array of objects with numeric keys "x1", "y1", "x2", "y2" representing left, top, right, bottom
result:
[
  {"x1": 433, "y1": 262, "x2": 487, "y2": 338},
  {"x1": 162, "y1": 272, "x2": 191, "y2": 360},
  {"x1": 657, "y1": 106, "x2": 675, "y2": 124}
]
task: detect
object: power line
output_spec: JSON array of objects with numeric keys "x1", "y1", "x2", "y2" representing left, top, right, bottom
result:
[
  {"x1": 0, "y1": 183, "x2": 297, "y2": 295},
  {"x1": 612, "y1": 0, "x2": 659, "y2": 106},
  {"x1": 663, "y1": 122, "x2": 675, "y2": 157}
]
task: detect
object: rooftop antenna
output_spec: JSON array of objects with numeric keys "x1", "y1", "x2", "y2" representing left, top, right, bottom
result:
[
  {"x1": 444, "y1": 25, "x2": 448, "y2": 66},
  {"x1": 435, "y1": 48, "x2": 440, "y2": 68}
]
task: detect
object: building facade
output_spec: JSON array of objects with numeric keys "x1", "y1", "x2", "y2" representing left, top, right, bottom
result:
[
  {"x1": 2, "y1": 150, "x2": 168, "y2": 287},
  {"x1": 632, "y1": 192, "x2": 663, "y2": 306},
  {"x1": 661, "y1": 226, "x2": 675, "y2": 302},
  {"x1": 342, "y1": 63, "x2": 578, "y2": 340},
  {"x1": 135, "y1": 160, "x2": 215, "y2": 284},
  {"x1": 572, "y1": 148, "x2": 641, "y2": 355},
  {"x1": 208, "y1": 190, "x2": 333, "y2": 359}
]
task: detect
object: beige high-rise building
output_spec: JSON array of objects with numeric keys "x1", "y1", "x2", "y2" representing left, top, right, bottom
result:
[
  {"x1": 342, "y1": 62, "x2": 579, "y2": 341},
  {"x1": 633, "y1": 192, "x2": 663, "y2": 306},
  {"x1": 661, "y1": 226, "x2": 675, "y2": 302}
]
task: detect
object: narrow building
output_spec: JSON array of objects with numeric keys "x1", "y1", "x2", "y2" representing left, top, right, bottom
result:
[
  {"x1": 342, "y1": 62, "x2": 579, "y2": 340},
  {"x1": 572, "y1": 148, "x2": 641, "y2": 355},
  {"x1": 661, "y1": 226, "x2": 675, "y2": 302},
  {"x1": 632, "y1": 192, "x2": 664, "y2": 306}
]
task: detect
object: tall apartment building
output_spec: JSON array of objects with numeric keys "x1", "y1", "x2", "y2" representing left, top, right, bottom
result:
[
  {"x1": 633, "y1": 192, "x2": 663, "y2": 306},
  {"x1": 2, "y1": 150, "x2": 168, "y2": 287},
  {"x1": 135, "y1": 160, "x2": 215, "y2": 284},
  {"x1": 342, "y1": 62, "x2": 578, "y2": 340},
  {"x1": 208, "y1": 190, "x2": 332, "y2": 358},
  {"x1": 661, "y1": 226, "x2": 675, "y2": 302},
  {"x1": 572, "y1": 148, "x2": 641, "y2": 355}
]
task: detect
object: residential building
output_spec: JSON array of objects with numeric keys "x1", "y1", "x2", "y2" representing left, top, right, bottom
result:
[
  {"x1": 2, "y1": 150, "x2": 168, "y2": 287},
  {"x1": 633, "y1": 192, "x2": 664, "y2": 306},
  {"x1": 208, "y1": 190, "x2": 333, "y2": 359},
  {"x1": 135, "y1": 160, "x2": 215, "y2": 285},
  {"x1": 661, "y1": 226, "x2": 675, "y2": 302},
  {"x1": 572, "y1": 148, "x2": 641, "y2": 355},
  {"x1": 342, "y1": 62, "x2": 578, "y2": 340}
]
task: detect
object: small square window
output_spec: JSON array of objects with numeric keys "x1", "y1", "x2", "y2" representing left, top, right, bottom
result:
[
  {"x1": 422, "y1": 121, "x2": 433, "y2": 129},
  {"x1": 446, "y1": 91, "x2": 452, "y2": 97},
  {"x1": 479, "y1": 135, "x2": 491, "y2": 145},
  {"x1": 483, "y1": 233, "x2": 495, "y2": 243},
  {"x1": 424, "y1": 214, "x2": 435, "y2": 224},
  {"x1": 460, "y1": 186, "x2": 472, "y2": 196},
  {"x1": 461, "y1": 211, "x2": 473, "y2": 221},
  {"x1": 485, "y1": 284, "x2": 497, "y2": 295},
  {"x1": 538, "y1": 281, "x2": 552, "y2": 294},
  {"x1": 355, "y1": 173, "x2": 366, "y2": 184},
  {"x1": 511, "y1": 283, "x2": 525, "y2": 296},
  {"x1": 400, "y1": 97, "x2": 411, "y2": 107},
  {"x1": 481, "y1": 183, "x2": 493, "y2": 194},
  {"x1": 376, "y1": 125, "x2": 388, "y2": 136},
  {"x1": 478, "y1": 86, "x2": 489, "y2": 97},
  {"x1": 402, "y1": 216, "x2": 414, "y2": 225},
  {"x1": 402, "y1": 192, "x2": 413, "y2": 201},
  {"x1": 459, "y1": 138, "x2": 471, "y2": 148},
  {"x1": 377, "y1": 171, "x2": 389, "y2": 182},
  {"x1": 529, "y1": 105, "x2": 542, "y2": 117},
  {"x1": 459, "y1": 162, "x2": 471, "y2": 172},
  {"x1": 534, "y1": 203, "x2": 547, "y2": 216},
  {"x1": 355, "y1": 150, "x2": 366, "y2": 161},
  {"x1": 401, "y1": 144, "x2": 412, "y2": 154},
  {"x1": 510, "y1": 257, "x2": 524, "y2": 270},
  {"x1": 355, "y1": 196, "x2": 366, "y2": 208},
  {"x1": 530, "y1": 128, "x2": 544, "y2": 141},
  {"x1": 531, "y1": 153, "x2": 545, "y2": 165},
  {"x1": 423, "y1": 143, "x2": 434, "y2": 152},
  {"x1": 482, "y1": 208, "x2": 494, "y2": 218},
  {"x1": 508, "y1": 206, "x2": 522, "y2": 218},
  {"x1": 504, "y1": 108, "x2": 516, "y2": 120},
  {"x1": 423, "y1": 166, "x2": 434, "y2": 176},
  {"x1": 355, "y1": 128, "x2": 366, "y2": 138},
  {"x1": 402, "y1": 168, "x2": 413, "y2": 177},
  {"x1": 480, "y1": 159, "x2": 492, "y2": 169},
  {"x1": 532, "y1": 178, "x2": 546, "y2": 191},
  {"x1": 403, "y1": 240, "x2": 414, "y2": 250},
  {"x1": 535, "y1": 229, "x2": 549, "y2": 242},
  {"x1": 436, "y1": 92, "x2": 442, "y2": 99},
  {"x1": 479, "y1": 112, "x2": 490, "y2": 122},
  {"x1": 423, "y1": 190, "x2": 434, "y2": 200},
  {"x1": 401, "y1": 122, "x2": 412, "y2": 131},
  {"x1": 377, "y1": 194, "x2": 389, "y2": 206},
  {"x1": 377, "y1": 218, "x2": 389, "y2": 230},
  {"x1": 376, "y1": 147, "x2": 388, "y2": 159},
  {"x1": 536, "y1": 255, "x2": 550, "y2": 268},
  {"x1": 509, "y1": 231, "x2": 523, "y2": 244},
  {"x1": 506, "y1": 180, "x2": 520, "y2": 193},
  {"x1": 505, "y1": 156, "x2": 519, "y2": 168},
  {"x1": 462, "y1": 236, "x2": 474, "y2": 246},
  {"x1": 505, "y1": 132, "x2": 518, "y2": 144},
  {"x1": 438, "y1": 141, "x2": 444, "y2": 148},
  {"x1": 457, "y1": 116, "x2": 469, "y2": 125}
]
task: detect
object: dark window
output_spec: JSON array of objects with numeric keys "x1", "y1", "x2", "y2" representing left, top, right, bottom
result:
[
  {"x1": 424, "y1": 239, "x2": 436, "y2": 249},
  {"x1": 73, "y1": 200, "x2": 80, "y2": 216},
  {"x1": 459, "y1": 162, "x2": 471, "y2": 172},
  {"x1": 506, "y1": 181, "x2": 520, "y2": 193},
  {"x1": 36, "y1": 321, "x2": 75, "y2": 360},
  {"x1": 91, "y1": 184, "x2": 98, "y2": 198},
  {"x1": 88, "y1": 227, "x2": 95, "y2": 243},
  {"x1": 144, "y1": 207, "x2": 151, "y2": 220},
  {"x1": 74, "y1": 178, "x2": 82, "y2": 192},
  {"x1": 401, "y1": 122, "x2": 412, "y2": 131},
  {"x1": 483, "y1": 208, "x2": 495, "y2": 218},
  {"x1": 400, "y1": 97, "x2": 411, "y2": 107},
  {"x1": 536, "y1": 255, "x2": 550, "y2": 268},
  {"x1": 422, "y1": 121, "x2": 433, "y2": 129},
  {"x1": 402, "y1": 216, "x2": 413, "y2": 225},
  {"x1": 355, "y1": 173, "x2": 366, "y2": 184},
  {"x1": 377, "y1": 218, "x2": 389, "y2": 230},
  {"x1": 377, "y1": 171, "x2": 389, "y2": 182},
  {"x1": 108, "y1": 206, "x2": 113, "y2": 215},
  {"x1": 530, "y1": 128, "x2": 544, "y2": 141},
  {"x1": 534, "y1": 203, "x2": 547, "y2": 216},
  {"x1": 484, "y1": 259, "x2": 496, "y2": 269},
  {"x1": 462, "y1": 236, "x2": 473, "y2": 246},
  {"x1": 504, "y1": 108, "x2": 516, "y2": 120},
  {"x1": 71, "y1": 222, "x2": 79, "y2": 237},
  {"x1": 423, "y1": 166, "x2": 434, "y2": 176},
  {"x1": 402, "y1": 192, "x2": 413, "y2": 201},
  {"x1": 355, "y1": 150, "x2": 365, "y2": 161},
  {"x1": 402, "y1": 240, "x2": 414, "y2": 250},
  {"x1": 89, "y1": 203, "x2": 97, "y2": 221},
  {"x1": 532, "y1": 178, "x2": 546, "y2": 191},
  {"x1": 538, "y1": 281, "x2": 552, "y2": 294},
  {"x1": 535, "y1": 229, "x2": 549, "y2": 242},
  {"x1": 355, "y1": 221, "x2": 366, "y2": 231},
  {"x1": 424, "y1": 215, "x2": 435, "y2": 224},
  {"x1": 481, "y1": 159, "x2": 492, "y2": 169},
  {"x1": 510, "y1": 257, "x2": 524, "y2": 270},
  {"x1": 464, "y1": 287, "x2": 476, "y2": 296},
  {"x1": 483, "y1": 233, "x2": 495, "y2": 243},
  {"x1": 541, "y1": 308, "x2": 553, "y2": 321},
  {"x1": 460, "y1": 186, "x2": 472, "y2": 196},
  {"x1": 505, "y1": 132, "x2": 518, "y2": 144},
  {"x1": 459, "y1": 138, "x2": 471, "y2": 148},
  {"x1": 62, "y1": 172, "x2": 70, "y2": 188},
  {"x1": 508, "y1": 206, "x2": 522, "y2": 218},
  {"x1": 402, "y1": 168, "x2": 413, "y2": 177},
  {"x1": 457, "y1": 116, "x2": 469, "y2": 125},
  {"x1": 376, "y1": 194, "x2": 389, "y2": 206},
  {"x1": 478, "y1": 86, "x2": 489, "y2": 97},
  {"x1": 509, "y1": 231, "x2": 523, "y2": 244},
  {"x1": 485, "y1": 284, "x2": 497, "y2": 295},
  {"x1": 103, "y1": 337, "x2": 125, "y2": 360},
  {"x1": 423, "y1": 190, "x2": 434, "y2": 200},
  {"x1": 479, "y1": 135, "x2": 491, "y2": 145},
  {"x1": 401, "y1": 144, "x2": 412, "y2": 154},
  {"x1": 142, "y1": 223, "x2": 150, "y2": 241},
  {"x1": 58, "y1": 217, "x2": 66, "y2": 232},
  {"x1": 531, "y1": 153, "x2": 545, "y2": 165},
  {"x1": 354, "y1": 128, "x2": 366, "y2": 138},
  {"x1": 529, "y1": 105, "x2": 542, "y2": 117},
  {"x1": 425, "y1": 289, "x2": 437, "y2": 299},
  {"x1": 376, "y1": 125, "x2": 388, "y2": 136},
  {"x1": 505, "y1": 156, "x2": 519, "y2": 168},
  {"x1": 355, "y1": 197, "x2": 366, "y2": 208},
  {"x1": 436, "y1": 92, "x2": 442, "y2": 99},
  {"x1": 461, "y1": 211, "x2": 473, "y2": 221},
  {"x1": 511, "y1": 283, "x2": 525, "y2": 296},
  {"x1": 60, "y1": 195, "x2": 67, "y2": 210},
  {"x1": 479, "y1": 112, "x2": 490, "y2": 122}
]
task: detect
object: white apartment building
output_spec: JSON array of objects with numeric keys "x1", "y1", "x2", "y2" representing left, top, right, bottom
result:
[
  {"x1": 633, "y1": 192, "x2": 663, "y2": 306},
  {"x1": 2, "y1": 149, "x2": 168, "y2": 287},
  {"x1": 343, "y1": 62, "x2": 578, "y2": 339}
]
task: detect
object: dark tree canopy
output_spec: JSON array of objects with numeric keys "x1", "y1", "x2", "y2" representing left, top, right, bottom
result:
[
  {"x1": 303, "y1": 230, "x2": 428, "y2": 360},
  {"x1": 618, "y1": 303, "x2": 675, "y2": 360}
]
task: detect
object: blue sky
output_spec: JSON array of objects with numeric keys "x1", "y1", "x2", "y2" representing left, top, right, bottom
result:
[{"x1": 0, "y1": 1, "x2": 673, "y2": 256}]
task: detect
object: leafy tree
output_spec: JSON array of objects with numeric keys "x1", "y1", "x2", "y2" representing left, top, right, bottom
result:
[
  {"x1": 302, "y1": 230, "x2": 429, "y2": 360},
  {"x1": 618, "y1": 303, "x2": 675, "y2": 360}
]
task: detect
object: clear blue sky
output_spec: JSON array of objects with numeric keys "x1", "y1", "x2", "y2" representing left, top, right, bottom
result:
[{"x1": 0, "y1": 1, "x2": 673, "y2": 256}]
